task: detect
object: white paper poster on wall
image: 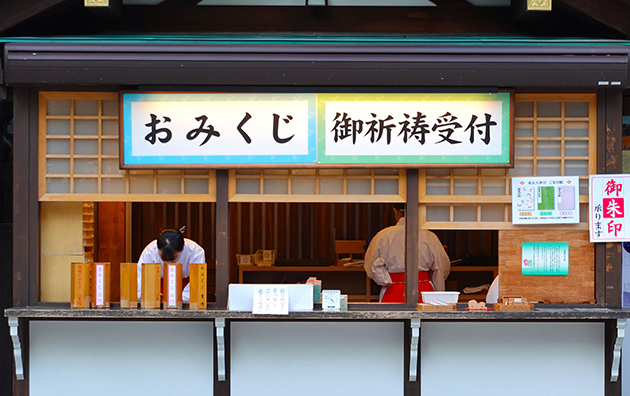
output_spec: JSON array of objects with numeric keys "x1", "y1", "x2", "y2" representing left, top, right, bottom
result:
[
  {"x1": 512, "y1": 176, "x2": 580, "y2": 224},
  {"x1": 589, "y1": 174, "x2": 630, "y2": 242}
]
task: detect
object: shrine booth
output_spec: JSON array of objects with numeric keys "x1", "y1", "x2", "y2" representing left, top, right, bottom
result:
[{"x1": 3, "y1": 36, "x2": 630, "y2": 396}]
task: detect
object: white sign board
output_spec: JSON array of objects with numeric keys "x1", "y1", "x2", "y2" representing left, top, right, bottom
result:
[
  {"x1": 121, "y1": 92, "x2": 511, "y2": 167},
  {"x1": 512, "y1": 176, "x2": 580, "y2": 224},
  {"x1": 227, "y1": 284, "x2": 314, "y2": 312},
  {"x1": 590, "y1": 174, "x2": 630, "y2": 242}
]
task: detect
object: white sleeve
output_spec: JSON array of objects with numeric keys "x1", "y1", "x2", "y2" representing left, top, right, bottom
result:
[
  {"x1": 369, "y1": 256, "x2": 393, "y2": 286},
  {"x1": 191, "y1": 245, "x2": 206, "y2": 265},
  {"x1": 486, "y1": 276, "x2": 499, "y2": 304},
  {"x1": 364, "y1": 236, "x2": 392, "y2": 286},
  {"x1": 137, "y1": 246, "x2": 156, "y2": 302},
  {"x1": 182, "y1": 283, "x2": 190, "y2": 303}
]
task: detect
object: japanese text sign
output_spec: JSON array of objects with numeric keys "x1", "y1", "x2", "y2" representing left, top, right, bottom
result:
[
  {"x1": 521, "y1": 242, "x2": 569, "y2": 275},
  {"x1": 121, "y1": 92, "x2": 511, "y2": 168},
  {"x1": 95, "y1": 264, "x2": 105, "y2": 306},
  {"x1": 590, "y1": 174, "x2": 630, "y2": 242},
  {"x1": 512, "y1": 176, "x2": 580, "y2": 224},
  {"x1": 319, "y1": 93, "x2": 510, "y2": 165},
  {"x1": 122, "y1": 93, "x2": 316, "y2": 167},
  {"x1": 252, "y1": 285, "x2": 289, "y2": 315}
]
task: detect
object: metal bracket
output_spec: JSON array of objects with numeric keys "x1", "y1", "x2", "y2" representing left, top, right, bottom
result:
[
  {"x1": 8, "y1": 316, "x2": 24, "y2": 380},
  {"x1": 215, "y1": 318, "x2": 226, "y2": 381},
  {"x1": 611, "y1": 318, "x2": 627, "y2": 382},
  {"x1": 409, "y1": 318, "x2": 421, "y2": 382}
]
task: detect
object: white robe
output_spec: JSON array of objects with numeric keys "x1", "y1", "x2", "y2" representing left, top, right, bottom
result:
[
  {"x1": 364, "y1": 218, "x2": 450, "y2": 301},
  {"x1": 136, "y1": 238, "x2": 206, "y2": 302}
]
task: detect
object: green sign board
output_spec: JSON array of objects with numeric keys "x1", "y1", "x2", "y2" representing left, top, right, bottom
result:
[{"x1": 521, "y1": 242, "x2": 569, "y2": 276}]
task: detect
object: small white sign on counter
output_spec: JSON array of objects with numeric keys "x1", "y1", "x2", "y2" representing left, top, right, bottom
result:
[
  {"x1": 252, "y1": 286, "x2": 289, "y2": 315},
  {"x1": 228, "y1": 284, "x2": 314, "y2": 312}
]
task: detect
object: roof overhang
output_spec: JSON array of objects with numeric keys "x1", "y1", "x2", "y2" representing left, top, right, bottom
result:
[{"x1": 3, "y1": 36, "x2": 630, "y2": 88}]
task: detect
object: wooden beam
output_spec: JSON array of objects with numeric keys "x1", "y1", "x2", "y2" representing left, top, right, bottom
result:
[
  {"x1": 511, "y1": 0, "x2": 552, "y2": 21},
  {"x1": 114, "y1": 5, "x2": 513, "y2": 34},
  {"x1": 0, "y1": 0, "x2": 70, "y2": 34},
  {"x1": 555, "y1": 0, "x2": 630, "y2": 37},
  {"x1": 84, "y1": 0, "x2": 122, "y2": 22}
]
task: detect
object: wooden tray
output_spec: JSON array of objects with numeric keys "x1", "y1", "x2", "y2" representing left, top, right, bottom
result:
[
  {"x1": 493, "y1": 303, "x2": 534, "y2": 311},
  {"x1": 417, "y1": 303, "x2": 457, "y2": 311}
]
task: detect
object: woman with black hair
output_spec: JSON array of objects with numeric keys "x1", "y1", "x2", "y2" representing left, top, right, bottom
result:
[{"x1": 136, "y1": 228, "x2": 206, "y2": 303}]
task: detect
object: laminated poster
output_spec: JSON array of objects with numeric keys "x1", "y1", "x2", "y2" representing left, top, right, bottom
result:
[
  {"x1": 521, "y1": 242, "x2": 569, "y2": 276},
  {"x1": 512, "y1": 176, "x2": 580, "y2": 224}
]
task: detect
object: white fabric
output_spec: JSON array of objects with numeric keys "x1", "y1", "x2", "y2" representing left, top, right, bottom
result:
[
  {"x1": 486, "y1": 276, "x2": 499, "y2": 304},
  {"x1": 137, "y1": 238, "x2": 206, "y2": 302},
  {"x1": 364, "y1": 217, "x2": 450, "y2": 300}
]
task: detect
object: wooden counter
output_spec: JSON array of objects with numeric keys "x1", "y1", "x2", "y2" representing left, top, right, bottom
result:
[
  {"x1": 7, "y1": 306, "x2": 630, "y2": 396},
  {"x1": 6, "y1": 305, "x2": 630, "y2": 321}
]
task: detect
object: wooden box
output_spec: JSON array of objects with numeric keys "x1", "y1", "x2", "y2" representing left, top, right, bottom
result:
[
  {"x1": 189, "y1": 263, "x2": 207, "y2": 310},
  {"x1": 120, "y1": 262, "x2": 138, "y2": 309},
  {"x1": 70, "y1": 262, "x2": 91, "y2": 309},
  {"x1": 141, "y1": 263, "x2": 161, "y2": 310},
  {"x1": 236, "y1": 254, "x2": 255, "y2": 266},
  {"x1": 162, "y1": 263, "x2": 182, "y2": 309},
  {"x1": 417, "y1": 303, "x2": 457, "y2": 311},
  {"x1": 254, "y1": 249, "x2": 276, "y2": 266}
]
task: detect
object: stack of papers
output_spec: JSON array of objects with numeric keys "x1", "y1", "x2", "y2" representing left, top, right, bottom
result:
[{"x1": 462, "y1": 284, "x2": 490, "y2": 294}]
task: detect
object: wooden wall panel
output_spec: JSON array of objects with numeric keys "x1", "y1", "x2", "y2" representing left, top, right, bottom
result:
[
  {"x1": 40, "y1": 202, "x2": 84, "y2": 302},
  {"x1": 96, "y1": 202, "x2": 126, "y2": 302},
  {"x1": 498, "y1": 230, "x2": 594, "y2": 303}
]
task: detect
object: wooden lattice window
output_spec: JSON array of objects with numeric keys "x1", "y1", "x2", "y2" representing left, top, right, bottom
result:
[
  {"x1": 39, "y1": 92, "x2": 216, "y2": 202},
  {"x1": 421, "y1": 94, "x2": 596, "y2": 229},
  {"x1": 230, "y1": 168, "x2": 406, "y2": 203}
]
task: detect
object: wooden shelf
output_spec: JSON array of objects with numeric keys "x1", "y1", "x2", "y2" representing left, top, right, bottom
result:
[
  {"x1": 450, "y1": 266, "x2": 498, "y2": 277},
  {"x1": 448, "y1": 265, "x2": 498, "y2": 303}
]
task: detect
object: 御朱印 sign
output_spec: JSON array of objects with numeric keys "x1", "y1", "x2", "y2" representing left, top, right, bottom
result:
[
  {"x1": 590, "y1": 174, "x2": 630, "y2": 242},
  {"x1": 121, "y1": 92, "x2": 511, "y2": 168}
]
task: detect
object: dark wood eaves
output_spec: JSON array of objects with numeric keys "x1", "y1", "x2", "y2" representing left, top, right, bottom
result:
[
  {"x1": 3, "y1": 41, "x2": 629, "y2": 89},
  {"x1": 0, "y1": 0, "x2": 71, "y2": 34},
  {"x1": 555, "y1": 0, "x2": 630, "y2": 38}
]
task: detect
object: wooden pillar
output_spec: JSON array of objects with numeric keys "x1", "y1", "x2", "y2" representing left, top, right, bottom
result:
[
  {"x1": 13, "y1": 87, "x2": 38, "y2": 308},
  {"x1": 215, "y1": 170, "x2": 229, "y2": 309},
  {"x1": 597, "y1": 89, "x2": 623, "y2": 308},
  {"x1": 405, "y1": 169, "x2": 419, "y2": 308},
  {"x1": 12, "y1": 85, "x2": 36, "y2": 396}
]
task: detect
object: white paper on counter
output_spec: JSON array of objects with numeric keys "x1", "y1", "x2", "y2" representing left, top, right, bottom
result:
[{"x1": 252, "y1": 285, "x2": 289, "y2": 315}]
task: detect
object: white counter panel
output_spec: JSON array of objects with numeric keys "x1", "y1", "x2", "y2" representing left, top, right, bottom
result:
[
  {"x1": 30, "y1": 321, "x2": 214, "y2": 396},
  {"x1": 421, "y1": 322, "x2": 604, "y2": 396},
  {"x1": 230, "y1": 321, "x2": 404, "y2": 396}
]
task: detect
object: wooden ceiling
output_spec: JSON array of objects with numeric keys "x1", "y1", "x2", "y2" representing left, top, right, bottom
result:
[{"x1": 0, "y1": 0, "x2": 628, "y2": 38}]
